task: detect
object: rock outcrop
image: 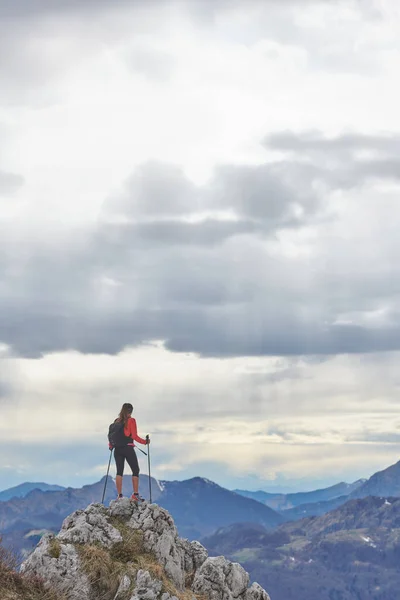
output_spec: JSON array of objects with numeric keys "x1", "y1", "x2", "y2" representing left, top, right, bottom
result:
[{"x1": 21, "y1": 499, "x2": 271, "y2": 600}]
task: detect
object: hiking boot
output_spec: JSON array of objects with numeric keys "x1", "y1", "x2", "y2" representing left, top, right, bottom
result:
[{"x1": 131, "y1": 493, "x2": 145, "y2": 503}]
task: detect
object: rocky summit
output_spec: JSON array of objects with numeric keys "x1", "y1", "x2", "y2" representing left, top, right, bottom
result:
[{"x1": 20, "y1": 499, "x2": 271, "y2": 600}]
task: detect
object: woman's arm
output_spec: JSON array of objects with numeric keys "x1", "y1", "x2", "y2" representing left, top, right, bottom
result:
[{"x1": 129, "y1": 417, "x2": 147, "y2": 445}]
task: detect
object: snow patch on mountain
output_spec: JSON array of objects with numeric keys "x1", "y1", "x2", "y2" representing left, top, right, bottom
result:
[{"x1": 156, "y1": 479, "x2": 166, "y2": 492}]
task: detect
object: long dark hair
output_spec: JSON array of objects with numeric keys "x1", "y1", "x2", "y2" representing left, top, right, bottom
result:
[{"x1": 118, "y1": 403, "x2": 133, "y2": 426}]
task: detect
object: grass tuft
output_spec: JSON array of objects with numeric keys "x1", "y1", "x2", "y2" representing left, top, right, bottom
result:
[
  {"x1": 77, "y1": 544, "x2": 124, "y2": 600},
  {"x1": 110, "y1": 529, "x2": 145, "y2": 563},
  {"x1": 85, "y1": 518, "x2": 207, "y2": 600},
  {"x1": 48, "y1": 538, "x2": 61, "y2": 559}
]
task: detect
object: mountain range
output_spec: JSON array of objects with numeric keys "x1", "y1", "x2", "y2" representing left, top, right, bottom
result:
[
  {"x1": 235, "y1": 479, "x2": 365, "y2": 511},
  {"x1": 156, "y1": 476, "x2": 283, "y2": 539},
  {"x1": 202, "y1": 495, "x2": 400, "y2": 600},
  {"x1": 0, "y1": 475, "x2": 282, "y2": 558},
  {"x1": 236, "y1": 460, "x2": 400, "y2": 520},
  {"x1": 0, "y1": 482, "x2": 65, "y2": 502}
]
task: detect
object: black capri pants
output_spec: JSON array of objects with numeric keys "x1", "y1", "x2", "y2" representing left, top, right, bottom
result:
[{"x1": 114, "y1": 445, "x2": 140, "y2": 477}]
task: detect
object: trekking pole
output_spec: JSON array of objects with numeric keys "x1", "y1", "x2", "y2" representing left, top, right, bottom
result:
[
  {"x1": 146, "y1": 434, "x2": 152, "y2": 503},
  {"x1": 101, "y1": 448, "x2": 113, "y2": 505}
]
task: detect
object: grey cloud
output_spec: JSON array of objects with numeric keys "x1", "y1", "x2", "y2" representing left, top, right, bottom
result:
[
  {"x1": 165, "y1": 314, "x2": 400, "y2": 358},
  {"x1": 4, "y1": 266, "x2": 400, "y2": 360},
  {"x1": 99, "y1": 219, "x2": 259, "y2": 249},
  {"x1": 344, "y1": 430, "x2": 400, "y2": 444},
  {"x1": 210, "y1": 164, "x2": 305, "y2": 223},
  {"x1": 266, "y1": 131, "x2": 400, "y2": 156},
  {"x1": 2, "y1": 132, "x2": 400, "y2": 359},
  {"x1": 0, "y1": 0, "x2": 135, "y2": 19},
  {"x1": 265, "y1": 131, "x2": 400, "y2": 189},
  {"x1": 105, "y1": 162, "x2": 200, "y2": 218},
  {"x1": 105, "y1": 159, "x2": 324, "y2": 228},
  {"x1": 214, "y1": 162, "x2": 321, "y2": 225},
  {"x1": 349, "y1": 159, "x2": 400, "y2": 187},
  {"x1": 0, "y1": 0, "x2": 332, "y2": 19}
]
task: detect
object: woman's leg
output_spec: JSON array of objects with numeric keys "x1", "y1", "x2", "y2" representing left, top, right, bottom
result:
[
  {"x1": 125, "y1": 447, "x2": 140, "y2": 495},
  {"x1": 114, "y1": 449, "x2": 125, "y2": 495}
]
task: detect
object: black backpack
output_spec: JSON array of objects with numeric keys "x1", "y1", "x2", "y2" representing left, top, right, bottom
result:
[{"x1": 108, "y1": 420, "x2": 132, "y2": 448}]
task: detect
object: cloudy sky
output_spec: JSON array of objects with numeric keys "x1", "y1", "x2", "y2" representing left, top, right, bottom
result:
[{"x1": 1, "y1": 0, "x2": 400, "y2": 494}]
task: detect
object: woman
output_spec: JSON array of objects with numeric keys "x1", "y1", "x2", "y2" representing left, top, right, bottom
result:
[{"x1": 111, "y1": 402, "x2": 150, "y2": 501}]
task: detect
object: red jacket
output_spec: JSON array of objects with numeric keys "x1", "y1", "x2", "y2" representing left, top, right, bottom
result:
[{"x1": 124, "y1": 417, "x2": 147, "y2": 445}]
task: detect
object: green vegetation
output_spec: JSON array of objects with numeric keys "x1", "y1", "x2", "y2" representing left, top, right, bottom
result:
[
  {"x1": 231, "y1": 548, "x2": 259, "y2": 562},
  {"x1": 48, "y1": 538, "x2": 61, "y2": 559}
]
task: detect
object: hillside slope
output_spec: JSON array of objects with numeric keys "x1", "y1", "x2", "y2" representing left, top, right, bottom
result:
[
  {"x1": 350, "y1": 459, "x2": 400, "y2": 499},
  {"x1": 202, "y1": 496, "x2": 400, "y2": 600}
]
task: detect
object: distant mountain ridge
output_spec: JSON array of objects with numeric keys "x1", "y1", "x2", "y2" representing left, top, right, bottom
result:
[
  {"x1": 235, "y1": 460, "x2": 400, "y2": 521},
  {"x1": 279, "y1": 494, "x2": 350, "y2": 520},
  {"x1": 234, "y1": 479, "x2": 365, "y2": 511},
  {"x1": 0, "y1": 482, "x2": 65, "y2": 502},
  {"x1": 277, "y1": 460, "x2": 400, "y2": 519},
  {"x1": 156, "y1": 476, "x2": 283, "y2": 539}
]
